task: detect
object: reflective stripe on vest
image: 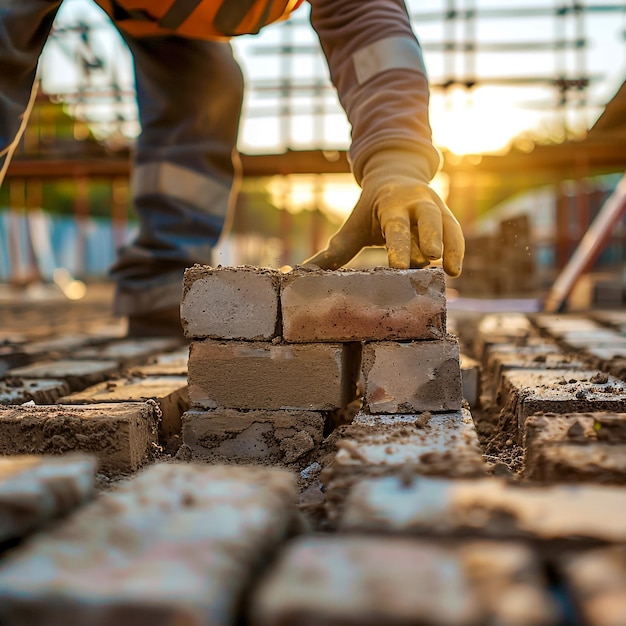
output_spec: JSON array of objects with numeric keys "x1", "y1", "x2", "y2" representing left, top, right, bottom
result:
[{"x1": 96, "y1": 0, "x2": 305, "y2": 41}]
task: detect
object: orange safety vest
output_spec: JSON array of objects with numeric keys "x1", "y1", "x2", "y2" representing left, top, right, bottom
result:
[{"x1": 95, "y1": 0, "x2": 305, "y2": 40}]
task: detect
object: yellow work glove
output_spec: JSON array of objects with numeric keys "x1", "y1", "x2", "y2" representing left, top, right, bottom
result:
[{"x1": 305, "y1": 150, "x2": 465, "y2": 276}]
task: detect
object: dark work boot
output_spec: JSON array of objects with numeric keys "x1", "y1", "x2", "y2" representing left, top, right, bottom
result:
[{"x1": 127, "y1": 306, "x2": 184, "y2": 338}]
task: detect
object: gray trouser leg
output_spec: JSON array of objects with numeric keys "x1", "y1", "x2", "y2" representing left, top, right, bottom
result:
[
  {"x1": 0, "y1": 0, "x2": 61, "y2": 177},
  {"x1": 111, "y1": 35, "x2": 244, "y2": 316}
]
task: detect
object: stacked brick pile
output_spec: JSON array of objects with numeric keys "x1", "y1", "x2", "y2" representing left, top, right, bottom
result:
[{"x1": 179, "y1": 264, "x2": 469, "y2": 475}]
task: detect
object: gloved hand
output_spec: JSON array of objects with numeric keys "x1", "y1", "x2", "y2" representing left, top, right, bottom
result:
[{"x1": 305, "y1": 149, "x2": 465, "y2": 276}]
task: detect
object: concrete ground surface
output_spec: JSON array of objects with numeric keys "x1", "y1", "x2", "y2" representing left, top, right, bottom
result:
[{"x1": 0, "y1": 277, "x2": 625, "y2": 625}]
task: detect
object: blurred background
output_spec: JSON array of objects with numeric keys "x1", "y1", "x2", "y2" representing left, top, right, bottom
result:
[{"x1": 1, "y1": 0, "x2": 625, "y2": 309}]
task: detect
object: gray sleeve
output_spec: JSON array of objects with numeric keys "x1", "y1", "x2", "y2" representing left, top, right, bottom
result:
[{"x1": 308, "y1": 0, "x2": 441, "y2": 184}]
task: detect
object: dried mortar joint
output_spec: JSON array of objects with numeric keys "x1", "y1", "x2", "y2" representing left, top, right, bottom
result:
[
  {"x1": 181, "y1": 265, "x2": 282, "y2": 341},
  {"x1": 323, "y1": 409, "x2": 486, "y2": 525},
  {"x1": 0, "y1": 402, "x2": 159, "y2": 477},
  {"x1": 249, "y1": 535, "x2": 561, "y2": 626},
  {"x1": 280, "y1": 266, "x2": 447, "y2": 343},
  {"x1": 495, "y1": 369, "x2": 626, "y2": 444},
  {"x1": 524, "y1": 412, "x2": 626, "y2": 483}
]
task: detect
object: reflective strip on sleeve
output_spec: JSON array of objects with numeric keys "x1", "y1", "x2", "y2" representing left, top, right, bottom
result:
[
  {"x1": 352, "y1": 36, "x2": 426, "y2": 85},
  {"x1": 132, "y1": 162, "x2": 231, "y2": 216}
]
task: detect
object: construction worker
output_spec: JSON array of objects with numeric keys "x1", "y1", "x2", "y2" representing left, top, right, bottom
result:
[{"x1": 0, "y1": 0, "x2": 464, "y2": 337}]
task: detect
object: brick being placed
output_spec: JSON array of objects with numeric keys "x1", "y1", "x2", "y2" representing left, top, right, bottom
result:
[
  {"x1": 0, "y1": 463, "x2": 297, "y2": 626},
  {"x1": 59, "y1": 375, "x2": 189, "y2": 442},
  {"x1": 340, "y1": 475, "x2": 626, "y2": 544},
  {"x1": 72, "y1": 337, "x2": 182, "y2": 366},
  {"x1": 560, "y1": 546, "x2": 626, "y2": 626},
  {"x1": 524, "y1": 412, "x2": 626, "y2": 483},
  {"x1": 473, "y1": 312, "x2": 535, "y2": 362},
  {"x1": 0, "y1": 402, "x2": 159, "y2": 476},
  {"x1": 324, "y1": 410, "x2": 485, "y2": 522},
  {"x1": 188, "y1": 340, "x2": 360, "y2": 411},
  {"x1": 180, "y1": 408, "x2": 325, "y2": 469},
  {"x1": 251, "y1": 536, "x2": 559, "y2": 626},
  {"x1": 1, "y1": 378, "x2": 70, "y2": 405},
  {"x1": 181, "y1": 265, "x2": 281, "y2": 340},
  {"x1": 6, "y1": 359, "x2": 119, "y2": 392},
  {"x1": 498, "y1": 369, "x2": 626, "y2": 441},
  {"x1": 361, "y1": 337, "x2": 462, "y2": 414},
  {"x1": 0, "y1": 455, "x2": 96, "y2": 544},
  {"x1": 281, "y1": 267, "x2": 446, "y2": 342}
]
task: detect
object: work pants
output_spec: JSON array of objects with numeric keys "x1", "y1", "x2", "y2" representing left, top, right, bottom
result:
[{"x1": 0, "y1": 0, "x2": 243, "y2": 315}]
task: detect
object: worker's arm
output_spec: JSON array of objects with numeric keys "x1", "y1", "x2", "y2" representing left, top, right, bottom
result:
[
  {"x1": 0, "y1": 0, "x2": 61, "y2": 185},
  {"x1": 306, "y1": 0, "x2": 464, "y2": 275}
]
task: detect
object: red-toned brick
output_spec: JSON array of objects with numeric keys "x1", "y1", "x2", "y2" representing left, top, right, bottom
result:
[{"x1": 281, "y1": 267, "x2": 446, "y2": 342}]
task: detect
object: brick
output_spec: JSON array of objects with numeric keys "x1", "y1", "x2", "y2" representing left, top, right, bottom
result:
[
  {"x1": 340, "y1": 475, "x2": 626, "y2": 543},
  {"x1": 281, "y1": 267, "x2": 446, "y2": 342},
  {"x1": 324, "y1": 410, "x2": 485, "y2": 522},
  {"x1": 0, "y1": 402, "x2": 158, "y2": 476},
  {"x1": 473, "y1": 313, "x2": 534, "y2": 361},
  {"x1": 181, "y1": 408, "x2": 324, "y2": 468},
  {"x1": 524, "y1": 412, "x2": 626, "y2": 483},
  {"x1": 23, "y1": 334, "x2": 93, "y2": 358},
  {"x1": 181, "y1": 265, "x2": 280, "y2": 340},
  {"x1": 0, "y1": 455, "x2": 96, "y2": 543},
  {"x1": 250, "y1": 536, "x2": 558, "y2": 626},
  {"x1": 592, "y1": 310, "x2": 626, "y2": 333},
  {"x1": 0, "y1": 464, "x2": 297, "y2": 626},
  {"x1": 483, "y1": 338, "x2": 560, "y2": 365},
  {"x1": 603, "y1": 358, "x2": 626, "y2": 381},
  {"x1": 556, "y1": 329, "x2": 625, "y2": 346},
  {"x1": 362, "y1": 337, "x2": 462, "y2": 413},
  {"x1": 127, "y1": 346, "x2": 189, "y2": 376},
  {"x1": 59, "y1": 375, "x2": 189, "y2": 442},
  {"x1": 0, "y1": 348, "x2": 30, "y2": 378},
  {"x1": 1, "y1": 379, "x2": 70, "y2": 405},
  {"x1": 188, "y1": 340, "x2": 360, "y2": 410},
  {"x1": 460, "y1": 354, "x2": 480, "y2": 408},
  {"x1": 491, "y1": 353, "x2": 587, "y2": 404},
  {"x1": 72, "y1": 338, "x2": 182, "y2": 365},
  {"x1": 498, "y1": 369, "x2": 626, "y2": 439},
  {"x1": 573, "y1": 343, "x2": 626, "y2": 363},
  {"x1": 561, "y1": 546, "x2": 626, "y2": 626},
  {"x1": 531, "y1": 314, "x2": 600, "y2": 334},
  {"x1": 6, "y1": 360, "x2": 119, "y2": 391}
]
